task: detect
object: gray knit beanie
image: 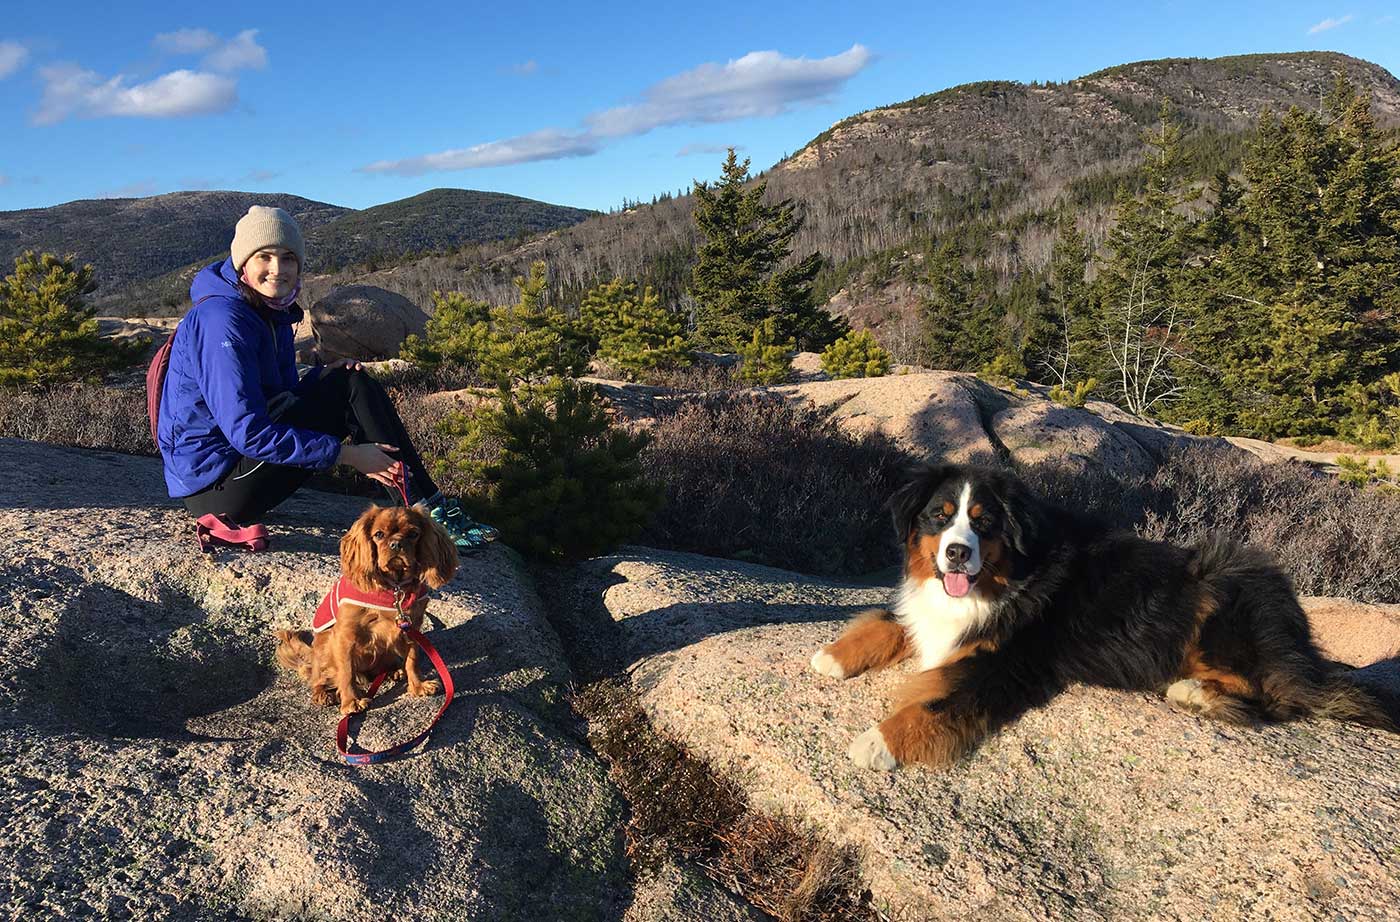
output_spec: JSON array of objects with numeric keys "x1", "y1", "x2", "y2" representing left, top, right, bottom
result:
[{"x1": 230, "y1": 206, "x2": 306, "y2": 271}]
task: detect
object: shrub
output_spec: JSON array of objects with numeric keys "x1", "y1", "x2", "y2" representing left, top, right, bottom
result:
[
  {"x1": 1048, "y1": 378, "x2": 1098, "y2": 408},
  {"x1": 434, "y1": 378, "x2": 659, "y2": 560},
  {"x1": 639, "y1": 395, "x2": 910, "y2": 576},
  {"x1": 0, "y1": 382, "x2": 152, "y2": 455},
  {"x1": 1336, "y1": 455, "x2": 1399, "y2": 494},
  {"x1": 820, "y1": 330, "x2": 891, "y2": 379},
  {"x1": 579, "y1": 278, "x2": 689, "y2": 380},
  {"x1": 401, "y1": 261, "x2": 586, "y2": 386},
  {"x1": 737, "y1": 319, "x2": 793, "y2": 386},
  {"x1": 0, "y1": 252, "x2": 144, "y2": 386}
]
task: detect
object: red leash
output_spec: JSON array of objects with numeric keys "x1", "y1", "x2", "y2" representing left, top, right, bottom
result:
[
  {"x1": 195, "y1": 514, "x2": 268, "y2": 552},
  {"x1": 336, "y1": 603, "x2": 454, "y2": 765},
  {"x1": 336, "y1": 467, "x2": 453, "y2": 765}
]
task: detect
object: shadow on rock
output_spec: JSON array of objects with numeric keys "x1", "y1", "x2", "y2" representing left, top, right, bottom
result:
[{"x1": 17, "y1": 570, "x2": 274, "y2": 740}]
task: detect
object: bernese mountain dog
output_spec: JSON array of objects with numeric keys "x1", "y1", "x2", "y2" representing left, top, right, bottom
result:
[{"x1": 811, "y1": 463, "x2": 1393, "y2": 771}]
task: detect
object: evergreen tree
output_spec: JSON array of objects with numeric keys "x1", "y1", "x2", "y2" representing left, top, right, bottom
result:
[
  {"x1": 689, "y1": 149, "x2": 845, "y2": 351},
  {"x1": 737, "y1": 318, "x2": 794, "y2": 385},
  {"x1": 434, "y1": 378, "x2": 659, "y2": 560},
  {"x1": 1040, "y1": 212, "x2": 1094, "y2": 388},
  {"x1": 578, "y1": 278, "x2": 689, "y2": 380},
  {"x1": 0, "y1": 251, "x2": 140, "y2": 387},
  {"x1": 917, "y1": 239, "x2": 1002, "y2": 371},
  {"x1": 821, "y1": 329, "x2": 891, "y2": 379},
  {"x1": 401, "y1": 290, "x2": 491, "y2": 369}
]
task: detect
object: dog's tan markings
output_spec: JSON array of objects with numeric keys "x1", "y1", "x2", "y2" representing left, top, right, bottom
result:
[
  {"x1": 875, "y1": 703, "x2": 986, "y2": 768},
  {"x1": 906, "y1": 532, "x2": 940, "y2": 581},
  {"x1": 941, "y1": 500, "x2": 956, "y2": 516},
  {"x1": 1169, "y1": 590, "x2": 1259, "y2": 723},
  {"x1": 893, "y1": 642, "x2": 994, "y2": 709},
  {"x1": 969, "y1": 503, "x2": 983, "y2": 519},
  {"x1": 975, "y1": 537, "x2": 1010, "y2": 597},
  {"x1": 813, "y1": 609, "x2": 910, "y2": 679}
]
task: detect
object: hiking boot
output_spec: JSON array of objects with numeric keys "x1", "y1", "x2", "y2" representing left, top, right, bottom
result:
[{"x1": 428, "y1": 497, "x2": 498, "y2": 550}]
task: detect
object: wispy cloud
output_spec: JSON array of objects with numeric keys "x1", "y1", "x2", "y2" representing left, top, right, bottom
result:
[
  {"x1": 1308, "y1": 14, "x2": 1354, "y2": 33},
  {"x1": 0, "y1": 174, "x2": 10, "y2": 187},
  {"x1": 677, "y1": 142, "x2": 745, "y2": 157},
  {"x1": 154, "y1": 27, "x2": 267, "y2": 71},
  {"x1": 153, "y1": 28, "x2": 220, "y2": 54},
  {"x1": 35, "y1": 65, "x2": 238, "y2": 124},
  {"x1": 511, "y1": 59, "x2": 539, "y2": 76},
  {"x1": 362, "y1": 130, "x2": 600, "y2": 176},
  {"x1": 0, "y1": 40, "x2": 28, "y2": 79},
  {"x1": 204, "y1": 30, "x2": 267, "y2": 72},
  {"x1": 361, "y1": 45, "x2": 872, "y2": 175},
  {"x1": 243, "y1": 168, "x2": 281, "y2": 183}
]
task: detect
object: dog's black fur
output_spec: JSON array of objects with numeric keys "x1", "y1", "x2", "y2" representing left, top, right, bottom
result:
[{"x1": 879, "y1": 464, "x2": 1392, "y2": 764}]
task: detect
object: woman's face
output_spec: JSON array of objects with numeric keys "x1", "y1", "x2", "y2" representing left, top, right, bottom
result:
[{"x1": 243, "y1": 247, "x2": 300, "y2": 299}]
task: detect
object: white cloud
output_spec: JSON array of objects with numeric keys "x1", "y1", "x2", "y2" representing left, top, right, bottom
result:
[
  {"x1": 1308, "y1": 14, "x2": 1354, "y2": 33},
  {"x1": 588, "y1": 45, "x2": 872, "y2": 138},
  {"x1": 360, "y1": 130, "x2": 599, "y2": 176},
  {"x1": 511, "y1": 59, "x2": 539, "y2": 76},
  {"x1": 676, "y1": 142, "x2": 745, "y2": 157},
  {"x1": 360, "y1": 45, "x2": 871, "y2": 175},
  {"x1": 35, "y1": 64, "x2": 238, "y2": 124},
  {"x1": 0, "y1": 40, "x2": 28, "y2": 79},
  {"x1": 204, "y1": 29, "x2": 267, "y2": 72},
  {"x1": 153, "y1": 28, "x2": 220, "y2": 54}
]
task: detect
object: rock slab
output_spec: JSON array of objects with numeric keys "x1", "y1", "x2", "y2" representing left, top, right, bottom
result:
[{"x1": 570, "y1": 548, "x2": 1400, "y2": 922}]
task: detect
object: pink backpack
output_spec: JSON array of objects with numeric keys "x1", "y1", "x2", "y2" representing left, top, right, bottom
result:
[{"x1": 145, "y1": 331, "x2": 177, "y2": 448}]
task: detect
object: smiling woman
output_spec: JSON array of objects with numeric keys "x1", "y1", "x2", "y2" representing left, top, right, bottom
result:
[{"x1": 153, "y1": 205, "x2": 496, "y2": 550}]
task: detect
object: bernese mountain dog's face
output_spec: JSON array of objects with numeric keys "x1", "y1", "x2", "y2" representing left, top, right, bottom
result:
[{"x1": 890, "y1": 465, "x2": 1042, "y2": 599}]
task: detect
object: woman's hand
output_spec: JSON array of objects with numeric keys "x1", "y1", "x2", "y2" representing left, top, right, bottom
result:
[
  {"x1": 338, "y1": 442, "x2": 404, "y2": 488},
  {"x1": 325, "y1": 359, "x2": 366, "y2": 372}
]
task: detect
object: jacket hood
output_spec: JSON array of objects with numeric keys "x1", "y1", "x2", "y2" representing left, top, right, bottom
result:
[{"x1": 190, "y1": 259, "x2": 304, "y2": 324}]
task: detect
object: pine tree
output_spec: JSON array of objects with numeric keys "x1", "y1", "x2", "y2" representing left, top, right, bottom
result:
[
  {"x1": 0, "y1": 251, "x2": 140, "y2": 387},
  {"x1": 689, "y1": 150, "x2": 845, "y2": 351},
  {"x1": 434, "y1": 378, "x2": 659, "y2": 560},
  {"x1": 918, "y1": 239, "x2": 1002, "y2": 371},
  {"x1": 578, "y1": 278, "x2": 689, "y2": 380},
  {"x1": 821, "y1": 329, "x2": 891, "y2": 379},
  {"x1": 400, "y1": 290, "x2": 491, "y2": 369},
  {"x1": 737, "y1": 318, "x2": 794, "y2": 385},
  {"x1": 1040, "y1": 212, "x2": 1094, "y2": 388}
]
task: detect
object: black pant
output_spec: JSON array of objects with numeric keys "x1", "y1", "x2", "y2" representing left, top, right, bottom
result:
[{"x1": 183, "y1": 367, "x2": 439, "y2": 523}]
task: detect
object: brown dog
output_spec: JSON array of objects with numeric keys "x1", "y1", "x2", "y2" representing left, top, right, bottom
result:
[{"x1": 277, "y1": 505, "x2": 458, "y2": 714}]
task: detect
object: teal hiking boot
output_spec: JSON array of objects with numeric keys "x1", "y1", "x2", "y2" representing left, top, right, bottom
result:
[{"x1": 428, "y1": 497, "x2": 499, "y2": 550}]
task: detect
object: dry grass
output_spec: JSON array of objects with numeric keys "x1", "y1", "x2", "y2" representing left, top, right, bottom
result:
[
  {"x1": 575, "y1": 679, "x2": 879, "y2": 922},
  {"x1": 0, "y1": 384, "x2": 153, "y2": 456},
  {"x1": 639, "y1": 394, "x2": 911, "y2": 577}
]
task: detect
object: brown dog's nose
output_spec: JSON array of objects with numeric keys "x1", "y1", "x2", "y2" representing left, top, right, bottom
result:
[{"x1": 389, "y1": 538, "x2": 402, "y2": 551}]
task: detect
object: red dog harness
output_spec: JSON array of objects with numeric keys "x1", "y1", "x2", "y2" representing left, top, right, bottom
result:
[
  {"x1": 311, "y1": 576, "x2": 452, "y2": 766},
  {"x1": 313, "y1": 576, "x2": 431, "y2": 633}
]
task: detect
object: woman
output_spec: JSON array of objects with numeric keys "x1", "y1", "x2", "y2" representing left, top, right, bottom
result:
[{"x1": 156, "y1": 205, "x2": 494, "y2": 549}]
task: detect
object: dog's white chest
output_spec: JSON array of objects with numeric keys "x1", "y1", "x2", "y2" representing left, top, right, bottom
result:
[{"x1": 896, "y1": 577, "x2": 998, "y2": 671}]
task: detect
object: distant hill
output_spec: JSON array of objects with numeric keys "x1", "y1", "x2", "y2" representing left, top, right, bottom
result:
[
  {"x1": 306, "y1": 188, "x2": 595, "y2": 270},
  {"x1": 0, "y1": 187, "x2": 595, "y2": 315},
  {"x1": 0, "y1": 192, "x2": 350, "y2": 292},
  {"x1": 308, "y1": 51, "x2": 1400, "y2": 337}
]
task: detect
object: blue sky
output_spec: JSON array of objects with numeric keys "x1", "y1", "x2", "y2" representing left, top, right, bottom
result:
[{"x1": 1, "y1": 1, "x2": 1396, "y2": 214}]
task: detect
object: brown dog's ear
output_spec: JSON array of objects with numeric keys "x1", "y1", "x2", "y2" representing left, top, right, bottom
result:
[
  {"x1": 341, "y1": 506, "x2": 380, "y2": 591},
  {"x1": 416, "y1": 507, "x2": 459, "y2": 589}
]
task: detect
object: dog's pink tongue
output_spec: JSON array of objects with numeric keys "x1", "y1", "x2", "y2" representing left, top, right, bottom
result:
[{"x1": 943, "y1": 572, "x2": 972, "y2": 597}]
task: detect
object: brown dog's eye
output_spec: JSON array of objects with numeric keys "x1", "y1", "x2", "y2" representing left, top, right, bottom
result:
[
  {"x1": 406, "y1": 529, "x2": 419, "y2": 541},
  {"x1": 372, "y1": 530, "x2": 385, "y2": 540}
]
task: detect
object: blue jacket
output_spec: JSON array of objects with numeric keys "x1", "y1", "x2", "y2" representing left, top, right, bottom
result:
[{"x1": 158, "y1": 259, "x2": 339, "y2": 498}]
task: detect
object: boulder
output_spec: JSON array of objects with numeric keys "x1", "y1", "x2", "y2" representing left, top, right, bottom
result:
[
  {"x1": 309, "y1": 286, "x2": 429, "y2": 363},
  {"x1": 565, "y1": 548, "x2": 1400, "y2": 922},
  {"x1": 0, "y1": 438, "x2": 634, "y2": 920}
]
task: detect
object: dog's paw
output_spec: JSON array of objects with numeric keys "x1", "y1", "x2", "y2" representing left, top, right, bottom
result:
[
  {"x1": 810, "y1": 648, "x2": 846, "y2": 679},
  {"x1": 311, "y1": 686, "x2": 334, "y2": 707},
  {"x1": 388, "y1": 668, "x2": 406, "y2": 682},
  {"x1": 849, "y1": 726, "x2": 898, "y2": 771},
  {"x1": 409, "y1": 679, "x2": 441, "y2": 698},
  {"x1": 1165, "y1": 678, "x2": 1207, "y2": 712},
  {"x1": 340, "y1": 696, "x2": 371, "y2": 715}
]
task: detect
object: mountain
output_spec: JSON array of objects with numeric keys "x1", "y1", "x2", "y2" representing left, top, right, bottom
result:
[
  {"x1": 0, "y1": 192, "x2": 350, "y2": 292},
  {"x1": 0, "y1": 188, "x2": 596, "y2": 314},
  {"x1": 306, "y1": 188, "x2": 595, "y2": 270},
  {"x1": 308, "y1": 51, "x2": 1400, "y2": 338}
]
